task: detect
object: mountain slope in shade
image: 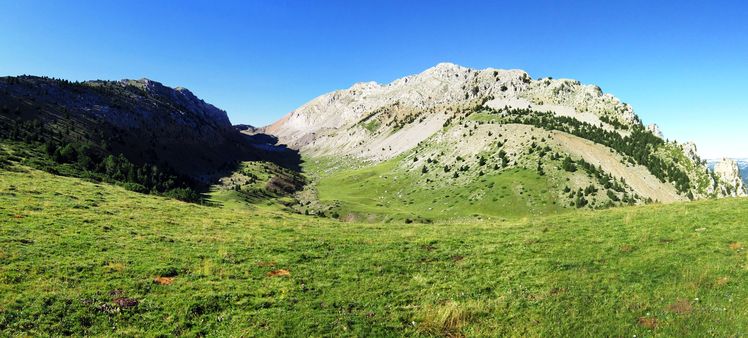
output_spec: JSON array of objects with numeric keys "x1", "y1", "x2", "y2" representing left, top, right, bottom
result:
[{"x1": 0, "y1": 76, "x2": 299, "y2": 183}]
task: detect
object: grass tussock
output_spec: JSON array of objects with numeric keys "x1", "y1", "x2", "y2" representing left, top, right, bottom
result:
[{"x1": 416, "y1": 301, "x2": 477, "y2": 337}]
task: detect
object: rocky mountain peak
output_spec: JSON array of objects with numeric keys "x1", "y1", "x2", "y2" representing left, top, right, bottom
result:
[
  {"x1": 715, "y1": 158, "x2": 747, "y2": 197},
  {"x1": 422, "y1": 62, "x2": 471, "y2": 77},
  {"x1": 349, "y1": 81, "x2": 381, "y2": 93},
  {"x1": 119, "y1": 78, "x2": 232, "y2": 129},
  {"x1": 266, "y1": 62, "x2": 645, "y2": 159}
]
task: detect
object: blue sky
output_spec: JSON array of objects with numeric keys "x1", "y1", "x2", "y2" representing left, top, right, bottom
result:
[{"x1": 1, "y1": 0, "x2": 746, "y2": 158}]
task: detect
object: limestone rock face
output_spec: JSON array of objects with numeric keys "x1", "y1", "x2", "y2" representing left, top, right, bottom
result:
[
  {"x1": 682, "y1": 142, "x2": 700, "y2": 163},
  {"x1": 714, "y1": 158, "x2": 747, "y2": 197},
  {"x1": 647, "y1": 124, "x2": 664, "y2": 139},
  {"x1": 264, "y1": 62, "x2": 641, "y2": 160}
]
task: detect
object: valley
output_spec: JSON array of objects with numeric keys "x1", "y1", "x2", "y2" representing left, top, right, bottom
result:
[
  {"x1": 3, "y1": 1, "x2": 747, "y2": 336},
  {"x1": 2, "y1": 159, "x2": 748, "y2": 336},
  {"x1": 2, "y1": 64, "x2": 747, "y2": 336}
]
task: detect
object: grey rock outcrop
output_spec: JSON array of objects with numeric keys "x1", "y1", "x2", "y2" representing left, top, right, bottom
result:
[
  {"x1": 714, "y1": 158, "x2": 747, "y2": 197},
  {"x1": 682, "y1": 142, "x2": 700, "y2": 163},
  {"x1": 647, "y1": 124, "x2": 664, "y2": 139}
]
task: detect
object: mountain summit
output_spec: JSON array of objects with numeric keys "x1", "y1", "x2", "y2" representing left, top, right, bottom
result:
[
  {"x1": 265, "y1": 63, "x2": 745, "y2": 216},
  {"x1": 265, "y1": 62, "x2": 641, "y2": 161}
]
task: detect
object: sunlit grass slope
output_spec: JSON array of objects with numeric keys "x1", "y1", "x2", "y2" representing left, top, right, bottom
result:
[
  {"x1": 2, "y1": 165, "x2": 748, "y2": 336},
  {"x1": 313, "y1": 157, "x2": 562, "y2": 222}
]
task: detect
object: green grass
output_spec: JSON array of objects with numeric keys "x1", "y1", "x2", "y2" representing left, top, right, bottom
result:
[
  {"x1": 466, "y1": 111, "x2": 503, "y2": 123},
  {"x1": 211, "y1": 160, "x2": 302, "y2": 207},
  {"x1": 362, "y1": 119, "x2": 381, "y2": 133},
  {"x1": 2, "y1": 163, "x2": 748, "y2": 336},
  {"x1": 314, "y1": 157, "x2": 562, "y2": 222}
]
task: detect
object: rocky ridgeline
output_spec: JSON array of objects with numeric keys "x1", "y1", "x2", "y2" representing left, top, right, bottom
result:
[
  {"x1": 118, "y1": 79, "x2": 233, "y2": 130},
  {"x1": 266, "y1": 62, "x2": 639, "y2": 151},
  {"x1": 0, "y1": 76, "x2": 272, "y2": 181}
]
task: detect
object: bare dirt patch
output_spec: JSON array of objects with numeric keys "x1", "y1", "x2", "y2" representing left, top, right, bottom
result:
[
  {"x1": 422, "y1": 244, "x2": 436, "y2": 252},
  {"x1": 153, "y1": 276, "x2": 175, "y2": 285},
  {"x1": 638, "y1": 316, "x2": 658, "y2": 329},
  {"x1": 343, "y1": 213, "x2": 360, "y2": 222},
  {"x1": 553, "y1": 131, "x2": 683, "y2": 203},
  {"x1": 108, "y1": 289, "x2": 124, "y2": 297},
  {"x1": 667, "y1": 299, "x2": 693, "y2": 314},
  {"x1": 729, "y1": 242, "x2": 743, "y2": 250},
  {"x1": 113, "y1": 297, "x2": 139, "y2": 308},
  {"x1": 267, "y1": 269, "x2": 291, "y2": 277},
  {"x1": 549, "y1": 287, "x2": 567, "y2": 296}
]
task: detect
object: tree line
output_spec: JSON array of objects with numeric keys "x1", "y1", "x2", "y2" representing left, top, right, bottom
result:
[
  {"x1": 1, "y1": 118, "x2": 202, "y2": 202},
  {"x1": 480, "y1": 106, "x2": 692, "y2": 194}
]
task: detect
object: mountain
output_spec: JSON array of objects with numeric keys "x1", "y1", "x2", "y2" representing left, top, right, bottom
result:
[
  {"x1": 0, "y1": 76, "x2": 300, "y2": 199},
  {"x1": 265, "y1": 63, "x2": 744, "y2": 220}
]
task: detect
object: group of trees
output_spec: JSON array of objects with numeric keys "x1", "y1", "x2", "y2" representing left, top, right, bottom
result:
[
  {"x1": 562, "y1": 156, "x2": 628, "y2": 194},
  {"x1": 562, "y1": 156, "x2": 577, "y2": 172},
  {"x1": 1, "y1": 117, "x2": 202, "y2": 203},
  {"x1": 482, "y1": 106, "x2": 692, "y2": 194},
  {"x1": 497, "y1": 150, "x2": 509, "y2": 167},
  {"x1": 0, "y1": 101, "x2": 203, "y2": 203},
  {"x1": 1, "y1": 118, "x2": 46, "y2": 143},
  {"x1": 561, "y1": 155, "x2": 642, "y2": 207},
  {"x1": 42, "y1": 140, "x2": 201, "y2": 202},
  {"x1": 599, "y1": 114, "x2": 630, "y2": 130},
  {"x1": 565, "y1": 186, "x2": 591, "y2": 208}
]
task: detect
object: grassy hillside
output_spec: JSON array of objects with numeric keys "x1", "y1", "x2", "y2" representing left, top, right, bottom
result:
[
  {"x1": 298, "y1": 105, "x2": 698, "y2": 222},
  {"x1": 311, "y1": 156, "x2": 562, "y2": 222},
  {"x1": 2, "y1": 161, "x2": 748, "y2": 336}
]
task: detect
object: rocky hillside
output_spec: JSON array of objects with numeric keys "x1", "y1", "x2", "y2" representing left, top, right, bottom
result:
[
  {"x1": 266, "y1": 63, "x2": 640, "y2": 160},
  {"x1": 266, "y1": 63, "x2": 744, "y2": 215},
  {"x1": 709, "y1": 158, "x2": 748, "y2": 191},
  {"x1": 0, "y1": 76, "x2": 300, "y2": 184}
]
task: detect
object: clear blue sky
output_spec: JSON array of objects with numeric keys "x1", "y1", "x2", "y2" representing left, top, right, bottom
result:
[{"x1": 1, "y1": 0, "x2": 746, "y2": 158}]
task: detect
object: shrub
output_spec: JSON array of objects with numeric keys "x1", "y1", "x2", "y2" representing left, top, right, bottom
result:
[
  {"x1": 163, "y1": 188, "x2": 201, "y2": 202},
  {"x1": 122, "y1": 182, "x2": 147, "y2": 193},
  {"x1": 562, "y1": 156, "x2": 577, "y2": 172}
]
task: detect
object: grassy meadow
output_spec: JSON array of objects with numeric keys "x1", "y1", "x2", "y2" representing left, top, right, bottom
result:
[
  {"x1": 311, "y1": 156, "x2": 562, "y2": 223},
  {"x1": 2, "y1": 159, "x2": 748, "y2": 336}
]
